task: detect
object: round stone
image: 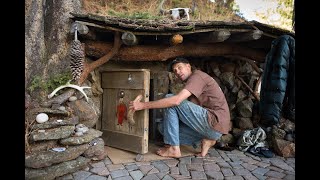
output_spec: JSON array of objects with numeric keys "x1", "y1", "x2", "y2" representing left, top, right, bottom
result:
[
  {"x1": 36, "y1": 113, "x2": 49, "y2": 123},
  {"x1": 69, "y1": 96, "x2": 77, "y2": 102}
]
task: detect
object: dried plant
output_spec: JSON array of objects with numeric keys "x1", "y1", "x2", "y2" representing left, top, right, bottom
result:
[
  {"x1": 82, "y1": 0, "x2": 242, "y2": 22},
  {"x1": 25, "y1": 116, "x2": 36, "y2": 154}
]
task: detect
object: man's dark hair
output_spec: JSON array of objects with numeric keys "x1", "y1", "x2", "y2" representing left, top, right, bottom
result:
[{"x1": 168, "y1": 57, "x2": 190, "y2": 72}]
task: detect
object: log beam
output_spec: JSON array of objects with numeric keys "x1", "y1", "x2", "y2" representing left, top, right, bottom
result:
[
  {"x1": 195, "y1": 30, "x2": 231, "y2": 43},
  {"x1": 227, "y1": 30, "x2": 263, "y2": 42},
  {"x1": 85, "y1": 40, "x2": 266, "y2": 62}
]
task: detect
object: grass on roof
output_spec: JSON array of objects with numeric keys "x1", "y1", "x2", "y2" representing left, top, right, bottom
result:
[{"x1": 82, "y1": 0, "x2": 245, "y2": 22}]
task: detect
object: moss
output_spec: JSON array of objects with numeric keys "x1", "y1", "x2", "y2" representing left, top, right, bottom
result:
[
  {"x1": 28, "y1": 76, "x2": 43, "y2": 93},
  {"x1": 27, "y1": 72, "x2": 72, "y2": 93}
]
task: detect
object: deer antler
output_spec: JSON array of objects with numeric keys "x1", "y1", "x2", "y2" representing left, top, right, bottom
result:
[
  {"x1": 48, "y1": 81, "x2": 91, "y2": 102},
  {"x1": 127, "y1": 95, "x2": 143, "y2": 125}
]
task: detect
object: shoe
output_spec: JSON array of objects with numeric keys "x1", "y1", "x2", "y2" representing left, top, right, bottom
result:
[
  {"x1": 249, "y1": 147, "x2": 274, "y2": 158},
  {"x1": 259, "y1": 147, "x2": 275, "y2": 158}
]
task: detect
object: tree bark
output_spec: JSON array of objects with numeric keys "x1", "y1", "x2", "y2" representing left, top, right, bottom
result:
[{"x1": 85, "y1": 40, "x2": 267, "y2": 62}]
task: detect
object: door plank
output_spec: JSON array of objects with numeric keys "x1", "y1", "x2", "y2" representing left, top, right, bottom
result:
[
  {"x1": 101, "y1": 130, "x2": 148, "y2": 154},
  {"x1": 101, "y1": 69, "x2": 150, "y2": 154}
]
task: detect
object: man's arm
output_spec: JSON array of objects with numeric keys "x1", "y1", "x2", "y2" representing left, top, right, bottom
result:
[{"x1": 129, "y1": 89, "x2": 192, "y2": 111}]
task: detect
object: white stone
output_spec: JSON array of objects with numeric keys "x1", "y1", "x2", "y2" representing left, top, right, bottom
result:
[
  {"x1": 36, "y1": 113, "x2": 49, "y2": 123},
  {"x1": 77, "y1": 127, "x2": 89, "y2": 133}
]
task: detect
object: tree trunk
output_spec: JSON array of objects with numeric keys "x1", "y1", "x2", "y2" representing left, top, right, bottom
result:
[
  {"x1": 25, "y1": 0, "x2": 83, "y2": 100},
  {"x1": 25, "y1": 0, "x2": 46, "y2": 93}
]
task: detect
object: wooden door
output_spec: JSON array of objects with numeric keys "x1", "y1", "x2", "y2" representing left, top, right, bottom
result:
[{"x1": 101, "y1": 69, "x2": 150, "y2": 154}]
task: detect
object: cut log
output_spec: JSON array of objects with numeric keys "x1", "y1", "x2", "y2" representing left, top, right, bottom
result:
[
  {"x1": 121, "y1": 32, "x2": 139, "y2": 46},
  {"x1": 227, "y1": 30, "x2": 263, "y2": 42},
  {"x1": 85, "y1": 40, "x2": 266, "y2": 62},
  {"x1": 195, "y1": 30, "x2": 231, "y2": 43},
  {"x1": 170, "y1": 34, "x2": 183, "y2": 45}
]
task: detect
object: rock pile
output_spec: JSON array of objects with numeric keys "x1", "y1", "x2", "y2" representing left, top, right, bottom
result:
[{"x1": 25, "y1": 91, "x2": 105, "y2": 180}]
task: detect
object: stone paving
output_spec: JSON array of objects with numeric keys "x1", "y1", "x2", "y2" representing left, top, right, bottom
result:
[{"x1": 57, "y1": 148, "x2": 295, "y2": 180}]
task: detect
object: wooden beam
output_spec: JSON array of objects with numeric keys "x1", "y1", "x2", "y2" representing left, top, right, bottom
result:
[
  {"x1": 227, "y1": 30, "x2": 263, "y2": 42},
  {"x1": 195, "y1": 30, "x2": 231, "y2": 43},
  {"x1": 84, "y1": 40, "x2": 266, "y2": 62}
]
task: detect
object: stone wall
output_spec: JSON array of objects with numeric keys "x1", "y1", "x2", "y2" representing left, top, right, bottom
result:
[{"x1": 25, "y1": 92, "x2": 105, "y2": 179}]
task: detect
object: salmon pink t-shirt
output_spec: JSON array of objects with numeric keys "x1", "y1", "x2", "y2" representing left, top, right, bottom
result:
[{"x1": 184, "y1": 70, "x2": 231, "y2": 134}]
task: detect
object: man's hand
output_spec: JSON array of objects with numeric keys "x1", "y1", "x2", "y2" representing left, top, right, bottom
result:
[{"x1": 128, "y1": 95, "x2": 144, "y2": 111}]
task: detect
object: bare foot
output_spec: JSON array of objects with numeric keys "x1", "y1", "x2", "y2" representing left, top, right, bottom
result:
[
  {"x1": 195, "y1": 139, "x2": 217, "y2": 157},
  {"x1": 156, "y1": 146, "x2": 181, "y2": 158}
]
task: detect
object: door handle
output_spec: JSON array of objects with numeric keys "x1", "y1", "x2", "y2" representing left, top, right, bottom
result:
[{"x1": 119, "y1": 90, "x2": 125, "y2": 98}]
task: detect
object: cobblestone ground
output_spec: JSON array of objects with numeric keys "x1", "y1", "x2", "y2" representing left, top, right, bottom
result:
[{"x1": 57, "y1": 148, "x2": 295, "y2": 180}]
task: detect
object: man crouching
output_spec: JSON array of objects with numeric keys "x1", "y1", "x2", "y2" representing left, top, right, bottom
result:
[{"x1": 129, "y1": 57, "x2": 231, "y2": 157}]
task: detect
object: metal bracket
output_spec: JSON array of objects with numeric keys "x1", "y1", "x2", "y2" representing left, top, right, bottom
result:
[{"x1": 70, "y1": 22, "x2": 89, "y2": 36}]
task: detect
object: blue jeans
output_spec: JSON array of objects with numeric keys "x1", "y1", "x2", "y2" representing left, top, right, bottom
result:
[{"x1": 158, "y1": 94, "x2": 222, "y2": 148}]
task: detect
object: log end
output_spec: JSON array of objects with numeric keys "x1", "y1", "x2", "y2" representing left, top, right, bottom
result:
[{"x1": 170, "y1": 34, "x2": 183, "y2": 46}]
